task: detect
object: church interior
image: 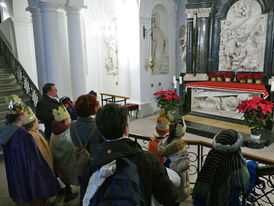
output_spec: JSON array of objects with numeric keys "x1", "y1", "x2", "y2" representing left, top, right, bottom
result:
[{"x1": 0, "y1": 0, "x2": 274, "y2": 205}]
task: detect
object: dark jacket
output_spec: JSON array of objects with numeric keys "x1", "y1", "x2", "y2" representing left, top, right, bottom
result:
[
  {"x1": 81, "y1": 138, "x2": 178, "y2": 206},
  {"x1": 36, "y1": 94, "x2": 61, "y2": 139},
  {"x1": 70, "y1": 116, "x2": 105, "y2": 152}
]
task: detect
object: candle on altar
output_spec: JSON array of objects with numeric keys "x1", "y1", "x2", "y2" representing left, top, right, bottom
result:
[
  {"x1": 179, "y1": 76, "x2": 183, "y2": 84},
  {"x1": 173, "y1": 76, "x2": 177, "y2": 88}
]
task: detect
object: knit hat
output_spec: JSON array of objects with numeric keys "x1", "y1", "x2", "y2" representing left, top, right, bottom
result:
[
  {"x1": 53, "y1": 105, "x2": 70, "y2": 122},
  {"x1": 5, "y1": 94, "x2": 26, "y2": 115},
  {"x1": 26, "y1": 107, "x2": 36, "y2": 124},
  {"x1": 175, "y1": 116, "x2": 186, "y2": 137},
  {"x1": 156, "y1": 115, "x2": 170, "y2": 136}
]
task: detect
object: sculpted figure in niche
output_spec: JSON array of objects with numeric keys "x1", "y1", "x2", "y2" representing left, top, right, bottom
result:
[
  {"x1": 150, "y1": 12, "x2": 169, "y2": 75},
  {"x1": 104, "y1": 18, "x2": 118, "y2": 75},
  {"x1": 218, "y1": 0, "x2": 267, "y2": 72},
  {"x1": 179, "y1": 25, "x2": 187, "y2": 65}
]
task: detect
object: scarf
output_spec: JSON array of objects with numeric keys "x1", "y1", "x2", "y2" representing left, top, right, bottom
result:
[{"x1": 193, "y1": 129, "x2": 250, "y2": 206}]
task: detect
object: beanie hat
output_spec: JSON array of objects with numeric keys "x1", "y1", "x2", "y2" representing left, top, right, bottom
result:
[
  {"x1": 53, "y1": 105, "x2": 70, "y2": 122},
  {"x1": 156, "y1": 116, "x2": 170, "y2": 136}
]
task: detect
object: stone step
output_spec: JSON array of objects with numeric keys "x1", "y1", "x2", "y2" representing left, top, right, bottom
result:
[
  {"x1": 0, "y1": 76, "x2": 16, "y2": 84},
  {"x1": 0, "y1": 73, "x2": 13, "y2": 78},
  {"x1": 0, "y1": 68, "x2": 11, "y2": 74},
  {"x1": 0, "y1": 81, "x2": 17, "y2": 89},
  {"x1": 0, "y1": 119, "x2": 5, "y2": 128},
  {"x1": 0, "y1": 102, "x2": 8, "y2": 110},
  {"x1": 0, "y1": 111, "x2": 7, "y2": 120},
  {"x1": 0, "y1": 87, "x2": 23, "y2": 96}
]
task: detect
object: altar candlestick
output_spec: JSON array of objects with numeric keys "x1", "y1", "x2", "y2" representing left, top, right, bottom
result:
[{"x1": 179, "y1": 76, "x2": 183, "y2": 84}]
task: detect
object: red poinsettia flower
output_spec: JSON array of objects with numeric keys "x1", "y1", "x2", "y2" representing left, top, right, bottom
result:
[
  {"x1": 153, "y1": 90, "x2": 180, "y2": 112},
  {"x1": 253, "y1": 74, "x2": 264, "y2": 80},
  {"x1": 209, "y1": 72, "x2": 217, "y2": 78},
  {"x1": 237, "y1": 96, "x2": 274, "y2": 130}
]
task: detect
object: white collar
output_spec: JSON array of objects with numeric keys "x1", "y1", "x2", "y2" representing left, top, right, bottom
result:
[{"x1": 106, "y1": 136, "x2": 128, "y2": 142}]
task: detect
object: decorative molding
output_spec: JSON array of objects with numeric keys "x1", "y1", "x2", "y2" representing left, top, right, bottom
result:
[
  {"x1": 198, "y1": 8, "x2": 211, "y2": 18},
  {"x1": 185, "y1": 8, "x2": 198, "y2": 19}
]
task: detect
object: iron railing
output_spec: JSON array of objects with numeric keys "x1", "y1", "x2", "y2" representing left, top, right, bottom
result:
[
  {"x1": 129, "y1": 133, "x2": 274, "y2": 206},
  {"x1": 0, "y1": 31, "x2": 41, "y2": 107}
]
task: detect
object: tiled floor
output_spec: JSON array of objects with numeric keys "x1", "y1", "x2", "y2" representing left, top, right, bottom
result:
[{"x1": 0, "y1": 113, "x2": 273, "y2": 206}]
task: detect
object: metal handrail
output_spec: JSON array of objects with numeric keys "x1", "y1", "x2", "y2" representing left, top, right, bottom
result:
[
  {"x1": 129, "y1": 133, "x2": 274, "y2": 205},
  {"x1": 0, "y1": 31, "x2": 41, "y2": 107}
]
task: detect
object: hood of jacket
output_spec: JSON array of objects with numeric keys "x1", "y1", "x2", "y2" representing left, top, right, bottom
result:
[
  {"x1": 0, "y1": 124, "x2": 21, "y2": 145},
  {"x1": 52, "y1": 120, "x2": 69, "y2": 135}
]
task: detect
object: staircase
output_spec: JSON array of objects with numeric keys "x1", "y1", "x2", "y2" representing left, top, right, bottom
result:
[{"x1": 0, "y1": 57, "x2": 34, "y2": 128}]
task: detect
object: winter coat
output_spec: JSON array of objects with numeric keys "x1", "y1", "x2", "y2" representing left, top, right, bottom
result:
[
  {"x1": 70, "y1": 116, "x2": 105, "y2": 152},
  {"x1": 36, "y1": 94, "x2": 62, "y2": 139},
  {"x1": 49, "y1": 121, "x2": 78, "y2": 186},
  {"x1": 81, "y1": 138, "x2": 178, "y2": 206},
  {"x1": 157, "y1": 138, "x2": 190, "y2": 202}
]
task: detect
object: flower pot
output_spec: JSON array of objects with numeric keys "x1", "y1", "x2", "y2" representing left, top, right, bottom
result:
[
  {"x1": 225, "y1": 78, "x2": 231, "y2": 82},
  {"x1": 217, "y1": 77, "x2": 223, "y2": 82},
  {"x1": 247, "y1": 79, "x2": 253, "y2": 84},
  {"x1": 250, "y1": 128, "x2": 262, "y2": 140},
  {"x1": 255, "y1": 79, "x2": 262, "y2": 84},
  {"x1": 211, "y1": 77, "x2": 216, "y2": 81},
  {"x1": 239, "y1": 79, "x2": 246, "y2": 83}
]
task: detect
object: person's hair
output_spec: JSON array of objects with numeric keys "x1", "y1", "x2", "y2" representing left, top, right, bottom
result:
[
  {"x1": 88, "y1": 90, "x2": 97, "y2": 97},
  {"x1": 96, "y1": 103, "x2": 128, "y2": 139},
  {"x1": 24, "y1": 119, "x2": 36, "y2": 131},
  {"x1": 166, "y1": 119, "x2": 184, "y2": 144},
  {"x1": 5, "y1": 113, "x2": 21, "y2": 124},
  {"x1": 75, "y1": 94, "x2": 98, "y2": 117},
  {"x1": 42, "y1": 83, "x2": 55, "y2": 95}
]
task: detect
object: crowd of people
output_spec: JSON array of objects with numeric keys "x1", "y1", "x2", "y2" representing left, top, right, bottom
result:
[{"x1": 0, "y1": 83, "x2": 253, "y2": 206}]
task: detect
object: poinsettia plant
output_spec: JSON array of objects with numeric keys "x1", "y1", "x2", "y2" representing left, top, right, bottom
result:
[
  {"x1": 208, "y1": 72, "x2": 217, "y2": 78},
  {"x1": 223, "y1": 72, "x2": 234, "y2": 80},
  {"x1": 236, "y1": 73, "x2": 248, "y2": 80},
  {"x1": 216, "y1": 72, "x2": 224, "y2": 78},
  {"x1": 253, "y1": 73, "x2": 264, "y2": 80},
  {"x1": 237, "y1": 96, "x2": 274, "y2": 131},
  {"x1": 153, "y1": 90, "x2": 180, "y2": 112},
  {"x1": 247, "y1": 73, "x2": 254, "y2": 80}
]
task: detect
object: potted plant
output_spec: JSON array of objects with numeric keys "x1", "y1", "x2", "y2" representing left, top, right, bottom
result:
[
  {"x1": 236, "y1": 73, "x2": 248, "y2": 83},
  {"x1": 236, "y1": 96, "x2": 274, "y2": 139},
  {"x1": 253, "y1": 73, "x2": 264, "y2": 84},
  {"x1": 209, "y1": 72, "x2": 217, "y2": 81},
  {"x1": 223, "y1": 72, "x2": 234, "y2": 82},
  {"x1": 247, "y1": 73, "x2": 254, "y2": 84},
  {"x1": 216, "y1": 72, "x2": 224, "y2": 82},
  {"x1": 153, "y1": 90, "x2": 180, "y2": 113}
]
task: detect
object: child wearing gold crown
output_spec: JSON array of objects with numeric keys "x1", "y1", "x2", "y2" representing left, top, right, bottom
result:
[
  {"x1": 49, "y1": 105, "x2": 79, "y2": 203},
  {"x1": 0, "y1": 94, "x2": 60, "y2": 205},
  {"x1": 157, "y1": 116, "x2": 190, "y2": 203}
]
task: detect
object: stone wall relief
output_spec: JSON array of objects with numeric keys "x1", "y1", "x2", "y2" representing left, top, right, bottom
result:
[
  {"x1": 149, "y1": 12, "x2": 169, "y2": 75},
  {"x1": 218, "y1": 0, "x2": 268, "y2": 72},
  {"x1": 191, "y1": 88, "x2": 257, "y2": 119},
  {"x1": 179, "y1": 24, "x2": 187, "y2": 68},
  {"x1": 104, "y1": 18, "x2": 119, "y2": 75}
]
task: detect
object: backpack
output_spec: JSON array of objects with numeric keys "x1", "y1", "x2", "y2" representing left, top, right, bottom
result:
[
  {"x1": 73, "y1": 122, "x2": 96, "y2": 177},
  {"x1": 89, "y1": 154, "x2": 147, "y2": 206}
]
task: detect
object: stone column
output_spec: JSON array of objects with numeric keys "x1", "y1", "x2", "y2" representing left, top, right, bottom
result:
[
  {"x1": 66, "y1": 4, "x2": 87, "y2": 99},
  {"x1": 196, "y1": 8, "x2": 211, "y2": 73},
  {"x1": 185, "y1": 9, "x2": 197, "y2": 74},
  {"x1": 26, "y1": 6, "x2": 46, "y2": 92},
  {"x1": 38, "y1": 2, "x2": 62, "y2": 86}
]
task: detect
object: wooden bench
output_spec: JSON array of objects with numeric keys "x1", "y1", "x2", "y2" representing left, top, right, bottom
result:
[{"x1": 100, "y1": 93, "x2": 139, "y2": 118}]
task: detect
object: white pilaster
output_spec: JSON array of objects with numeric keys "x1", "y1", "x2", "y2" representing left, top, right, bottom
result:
[
  {"x1": 66, "y1": 4, "x2": 87, "y2": 99},
  {"x1": 38, "y1": 2, "x2": 61, "y2": 87},
  {"x1": 26, "y1": 6, "x2": 46, "y2": 92}
]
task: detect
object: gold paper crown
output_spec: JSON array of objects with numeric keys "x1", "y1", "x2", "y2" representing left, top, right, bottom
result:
[
  {"x1": 53, "y1": 105, "x2": 70, "y2": 122},
  {"x1": 26, "y1": 107, "x2": 36, "y2": 124},
  {"x1": 5, "y1": 94, "x2": 26, "y2": 114},
  {"x1": 175, "y1": 116, "x2": 186, "y2": 137}
]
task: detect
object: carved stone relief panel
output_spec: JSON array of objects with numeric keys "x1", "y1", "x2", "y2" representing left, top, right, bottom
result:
[
  {"x1": 150, "y1": 11, "x2": 169, "y2": 75},
  {"x1": 104, "y1": 18, "x2": 119, "y2": 75},
  {"x1": 218, "y1": 0, "x2": 268, "y2": 72},
  {"x1": 191, "y1": 88, "x2": 258, "y2": 119}
]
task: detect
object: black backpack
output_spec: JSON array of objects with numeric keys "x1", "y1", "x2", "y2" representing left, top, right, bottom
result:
[{"x1": 89, "y1": 154, "x2": 147, "y2": 206}]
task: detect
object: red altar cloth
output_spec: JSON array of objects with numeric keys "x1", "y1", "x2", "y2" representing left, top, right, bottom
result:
[{"x1": 185, "y1": 81, "x2": 269, "y2": 98}]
